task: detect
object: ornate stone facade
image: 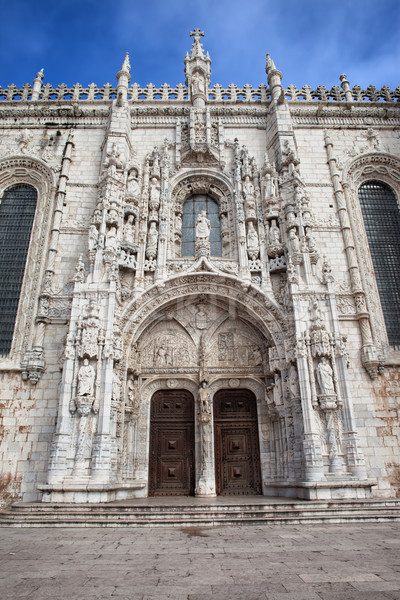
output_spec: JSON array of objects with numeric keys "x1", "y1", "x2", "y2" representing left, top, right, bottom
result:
[{"x1": 0, "y1": 31, "x2": 399, "y2": 504}]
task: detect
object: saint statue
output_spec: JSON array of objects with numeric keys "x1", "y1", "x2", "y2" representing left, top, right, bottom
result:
[
  {"x1": 88, "y1": 225, "x2": 98, "y2": 252},
  {"x1": 316, "y1": 357, "x2": 335, "y2": 395},
  {"x1": 246, "y1": 222, "x2": 259, "y2": 252},
  {"x1": 199, "y1": 382, "x2": 211, "y2": 414},
  {"x1": 105, "y1": 226, "x2": 118, "y2": 250},
  {"x1": 77, "y1": 359, "x2": 95, "y2": 397},
  {"x1": 123, "y1": 214, "x2": 135, "y2": 244},
  {"x1": 269, "y1": 219, "x2": 281, "y2": 245},
  {"x1": 195, "y1": 211, "x2": 210, "y2": 240},
  {"x1": 288, "y1": 228, "x2": 300, "y2": 254}
]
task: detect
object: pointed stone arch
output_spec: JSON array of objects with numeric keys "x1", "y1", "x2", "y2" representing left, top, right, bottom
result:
[
  {"x1": 342, "y1": 153, "x2": 400, "y2": 350},
  {"x1": 0, "y1": 156, "x2": 56, "y2": 359},
  {"x1": 168, "y1": 169, "x2": 236, "y2": 260}
]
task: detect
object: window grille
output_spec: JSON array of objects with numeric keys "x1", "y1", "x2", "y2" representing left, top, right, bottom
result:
[
  {"x1": 0, "y1": 184, "x2": 37, "y2": 354},
  {"x1": 181, "y1": 194, "x2": 222, "y2": 257},
  {"x1": 358, "y1": 181, "x2": 400, "y2": 347}
]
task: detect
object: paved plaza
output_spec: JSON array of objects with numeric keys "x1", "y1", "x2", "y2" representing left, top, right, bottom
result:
[{"x1": 1, "y1": 523, "x2": 400, "y2": 599}]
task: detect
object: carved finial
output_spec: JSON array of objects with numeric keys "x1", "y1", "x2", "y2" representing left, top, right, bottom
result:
[
  {"x1": 36, "y1": 68, "x2": 44, "y2": 80},
  {"x1": 265, "y1": 53, "x2": 277, "y2": 74},
  {"x1": 190, "y1": 29, "x2": 204, "y2": 44},
  {"x1": 121, "y1": 52, "x2": 131, "y2": 74},
  {"x1": 265, "y1": 53, "x2": 283, "y2": 102}
]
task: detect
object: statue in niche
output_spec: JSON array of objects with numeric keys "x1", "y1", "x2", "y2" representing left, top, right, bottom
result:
[
  {"x1": 88, "y1": 225, "x2": 98, "y2": 252},
  {"x1": 77, "y1": 359, "x2": 95, "y2": 397},
  {"x1": 196, "y1": 211, "x2": 210, "y2": 241},
  {"x1": 269, "y1": 219, "x2": 281, "y2": 245},
  {"x1": 199, "y1": 382, "x2": 211, "y2": 414},
  {"x1": 123, "y1": 214, "x2": 136, "y2": 244},
  {"x1": 243, "y1": 175, "x2": 255, "y2": 199},
  {"x1": 106, "y1": 226, "x2": 118, "y2": 251},
  {"x1": 288, "y1": 228, "x2": 300, "y2": 254},
  {"x1": 127, "y1": 169, "x2": 140, "y2": 198},
  {"x1": 316, "y1": 357, "x2": 335, "y2": 396},
  {"x1": 127, "y1": 376, "x2": 139, "y2": 411},
  {"x1": 306, "y1": 231, "x2": 316, "y2": 252},
  {"x1": 146, "y1": 222, "x2": 158, "y2": 259},
  {"x1": 191, "y1": 71, "x2": 206, "y2": 96},
  {"x1": 149, "y1": 177, "x2": 160, "y2": 209},
  {"x1": 112, "y1": 371, "x2": 121, "y2": 403},
  {"x1": 287, "y1": 365, "x2": 299, "y2": 398},
  {"x1": 246, "y1": 221, "x2": 259, "y2": 259}
]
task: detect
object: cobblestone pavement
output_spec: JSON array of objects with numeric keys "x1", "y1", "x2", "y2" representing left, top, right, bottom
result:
[{"x1": 1, "y1": 524, "x2": 400, "y2": 599}]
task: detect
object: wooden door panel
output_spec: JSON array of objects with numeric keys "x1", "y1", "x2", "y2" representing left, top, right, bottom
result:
[
  {"x1": 149, "y1": 390, "x2": 195, "y2": 496},
  {"x1": 214, "y1": 390, "x2": 262, "y2": 496}
]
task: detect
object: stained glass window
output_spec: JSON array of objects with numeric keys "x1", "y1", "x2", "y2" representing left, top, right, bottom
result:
[
  {"x1": 181, "y1": 194, "x2": 222, "y2": 257},
  {"x1": 0, "y1": 184, "x2": 37, "y2": 354},
  {"x1": 358, "y1": 181, "x2": 400, "y2": 347}
]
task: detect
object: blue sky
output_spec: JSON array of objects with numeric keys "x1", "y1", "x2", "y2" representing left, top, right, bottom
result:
[{"x1": 1, "y1": 0, "x2": 399, "y2": 91}]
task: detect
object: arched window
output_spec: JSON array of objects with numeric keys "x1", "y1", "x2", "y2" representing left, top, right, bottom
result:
[
  {"x1": 0, "y1": 184, "x2": 37, "y2": 354},
  {"x1": 181, "y1": 194, "x2": 222, "y2": 257},
  {"x1": 358, "y1": 180, "x2": 400, "y2": 346}
]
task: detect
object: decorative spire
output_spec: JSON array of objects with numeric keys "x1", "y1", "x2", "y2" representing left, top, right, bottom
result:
[
  {"x1": 121, "y1": 52, "x2": 131, "y2": 75},
  {"x1": 116, "y1": 52, "x2": 131, "y2": 106},
  {"x1": 189, "y1": 29, "x2": 206, "y2": 58},
  {"x1": 184, "y1": 29, "x2": 211, "y2": 107},
  {"x1": 265, "y1": 53, "x2": 283, "y2": 103}
]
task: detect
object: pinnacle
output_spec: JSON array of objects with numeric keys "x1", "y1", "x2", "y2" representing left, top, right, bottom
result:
[
  {"x1": 121, "y1": 52, "x2": 131, "y2": 74},
  {"x1": 265, "y1": 53, "x2": 277, "y2": 74}
]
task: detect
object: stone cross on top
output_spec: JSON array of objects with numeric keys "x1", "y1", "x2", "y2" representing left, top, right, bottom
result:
[{"x1": 190, "y1": 29, "x2": 204, "y2": 44}]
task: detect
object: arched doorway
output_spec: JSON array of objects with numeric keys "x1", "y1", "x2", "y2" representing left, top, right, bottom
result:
[
  {"x1": 214, "y1": 389, "x2": 262, "y2": 496},
  {"x1": 149, "y1": 389, "x2": 195, "y2": 496}
]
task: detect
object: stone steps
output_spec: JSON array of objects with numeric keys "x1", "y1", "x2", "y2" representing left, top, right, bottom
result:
[{"x1": 1, "y1": 499, "x2": 400, "y2": 527}]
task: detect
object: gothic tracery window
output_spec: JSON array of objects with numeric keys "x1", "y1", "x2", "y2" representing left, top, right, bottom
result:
[
  {"x1": 181, "y1": 194, "x2": 222, "y2": 257},
  {"x1": 358, "y1": 180, "x2": 400, "y2": 347},
  {"x1": 0, "y1": 184, "x2": 37, "y2": 354}
]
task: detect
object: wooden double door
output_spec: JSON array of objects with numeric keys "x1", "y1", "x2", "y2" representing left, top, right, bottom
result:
[
  {"x1": 149, "y1": 388, "x2": 262, "y2": 496},
  {"x1": 149, "y1": 390, "x2": 195, "y2": 496},
  {"x1": 214, "y1": 389, "x2": 262, "y2": 496}
]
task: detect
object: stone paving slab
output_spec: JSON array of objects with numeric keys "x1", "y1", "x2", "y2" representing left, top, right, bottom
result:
[{"x1": 1, "y1": 524, "x2": 400, "y2": 599}]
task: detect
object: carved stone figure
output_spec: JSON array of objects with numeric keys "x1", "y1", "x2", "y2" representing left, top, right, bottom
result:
[
  {"x1": 246, "y1": 221, "x2": 259, "y2": 259},
  {"x1": 106, "y1": 226, "x2": 118, "y2": 251},
  {"x1": 199, "y1": 382, "x2": 211, "y2": 414},
  {"x1": 127, "y1": 376, "x2": 139, "y2": 411},
  {"x1": 288, "y1": 228, "x2": 300, "y2": 254},
  {"x1": 146, "y1": 222, "x2": 158, "y2": 259},
  {"x1": 316, "y1": 357, "x2": 335, "y2": 395},
  {"x1": 191, "y1": 71, "x2": 206, "y2": 96},
  {"x1": 269, "y1": 219, "x2": 281, "y2": 245},
  {"x1": 112, "y1": 370, "x2": 121, "y2": 403},
  {"x1": 77, "y1": 359, "x2": 95, "y2": 397},
  {"x1": 288, "y1": 364, "x2": 299, "y2": 398},
  {"x1": 196, "y1": 211, "x2": 210, "y2": 240},
  {"x1": 123, "y1": 214, "x2": 136, "y2": 244},
  {"x1": 243, "y1": 175, "x2": 255, "y2": 199},
  {"x1": 127, "y1": 170, "x2": 140, "y2": 198},
  {"x1": 88, "y1": 225, "x2": 98, "y2": 252},
  {"x1": 149, "y1": 177, "x2": 161, "y2": 210},
  {"x1": 73, "y1": 256, "x2": 85, "y2": 282}
]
